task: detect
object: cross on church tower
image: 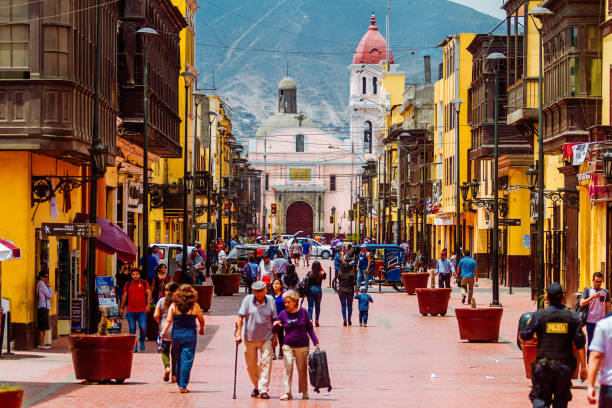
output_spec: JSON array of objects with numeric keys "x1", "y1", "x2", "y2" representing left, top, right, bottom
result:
[{"x1": 295, "y1": 111, "x2": 306, "y2": 127}]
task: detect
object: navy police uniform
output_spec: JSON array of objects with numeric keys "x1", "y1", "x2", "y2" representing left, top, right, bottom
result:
[{"x1": 520, "y1": 283, "x2": 586, "y2": 408}]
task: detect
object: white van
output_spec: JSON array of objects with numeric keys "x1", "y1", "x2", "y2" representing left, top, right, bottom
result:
[{"x1": 150, "y1": 243, "x2": 195, "y2": 278}]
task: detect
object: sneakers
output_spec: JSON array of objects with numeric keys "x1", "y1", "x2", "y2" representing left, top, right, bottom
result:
[
  {"x1": 280, "y1": 393, "x2": 292, "y2": 401},
  {"x1": 36, "y1": 345, "x2": 51, "y2": 349},
  {"x1": 260, "y1": 392, "x2": 270, "y2": 399},
  {"x1": 133, "y1": 345, "x2": 138, "y2": 353},
  {"x1": 251, "y1": 388, "x2": 260, "y2": 398},
  {"x1": 139, "y1": 339, "x2": 146, "y2": 351},
  {"x1": 302, "y1": 392, "x2": 309, "y2": 400},
  {"x1": 315, "y1": 320, "x2": 319, "y2": 327},
  {"x1": 364, "y1": 323, "x2": 368, "y2": 327},
  {"x1": 343, "y1": 320, "x2": 347, "y2": 327},
  {"x1": 273, "y1": 353, "x2": 277, "y2": 360},
  {"x1": 348, "y1": 320, "x2": 352, "y2": 326},
  {"x1": 359, "y1": 323, "x2": 363, "y2": 326}
]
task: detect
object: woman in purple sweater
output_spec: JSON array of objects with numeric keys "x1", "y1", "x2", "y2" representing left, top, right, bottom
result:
[{"x1": 275, "y1": 290, "x2": 320, "y2": 401}]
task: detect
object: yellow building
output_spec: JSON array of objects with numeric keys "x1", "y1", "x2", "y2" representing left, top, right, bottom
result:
[
  {"x1": 378, "y1": 65, "x2": 407, "y2": 242},
  {"x1": 432, "y1": 34, "x2": 476, "y2": 262}
]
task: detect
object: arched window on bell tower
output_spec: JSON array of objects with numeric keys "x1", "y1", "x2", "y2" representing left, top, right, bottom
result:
[{"x1": 364, "y1": 121, "x2": 372, "y2": 153}]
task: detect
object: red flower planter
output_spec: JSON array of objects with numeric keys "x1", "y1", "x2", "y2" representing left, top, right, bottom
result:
[
  {"x1": 522, "y1": 340, "x2": 579, "y2": 379},
  {"x1": 0, "y1": 389, "x2": 24, "y2": 408},
  {"x1": 211, "y1": 273, "x2": 242, "y2": 296},
  {"x1": 401, "y1": 272, "x2": 430, "y2": 295},
  {"x1": 68, "y1": 334, "x2": 137, "y2": 382},
  {"x1": 193, "y1": 284, "x2": 214, "y2": 311},
  {"x1": 374, "y1": 260, "x2": 385, "y2": 279},
  {"x1": 416, "y1": 288, "x2": 452, "y2": 316},
  {"x1": 455, "y1": 308, "x2": 503, "y2": 342}
]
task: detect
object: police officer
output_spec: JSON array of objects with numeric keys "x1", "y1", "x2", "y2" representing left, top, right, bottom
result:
[{"x1": 520, "y1": 282, "x2": 588, "y2": 408}]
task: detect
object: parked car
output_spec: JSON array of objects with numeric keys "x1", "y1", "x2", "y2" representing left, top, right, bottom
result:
[
  {"x1": 150, "y1": 243, "x2": 196, "y2": 279},
  {"x1": 280, "y1": 231, "x2": 303, "y2": 242},
  {"x1": 227, "y1": 244, "x2": 289, "y2": 264},
  {"x1": 286, "y1": 237, "x2": 332, "y2": 259}
]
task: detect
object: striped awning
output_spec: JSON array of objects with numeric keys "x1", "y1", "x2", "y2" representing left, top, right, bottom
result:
[{"x1": 0, "y1": 238, "x2": 21, "y2": 261}]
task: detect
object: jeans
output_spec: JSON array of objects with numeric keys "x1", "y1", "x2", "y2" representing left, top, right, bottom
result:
[
  {"x1": 338, "y1": 294, "x2": 353, "y2": 322},
  {"x1": 356, "y1": 268, "x2": 370, "y2": 292},
  {"x1": 438, "y1": 273, "x2": 451, "y2": 288},
  {"x1": 126, "y1": 311, "x2": 147, "y2": 342},
  {"x1": 307, "y1": 286, "x2": 322, "y2": 321},
  {"x1": 161, "y1": 340, "x2": 177, "y2": 377},
  {"x1": 586, "y1": 322, "x2": 597, "y2": 360},
  {"x1": 173, "y1": 327, "x2": 197, "y2": 388},
  {"x1": 359, "y1": 310, "x2": 369, "y2": 325}
]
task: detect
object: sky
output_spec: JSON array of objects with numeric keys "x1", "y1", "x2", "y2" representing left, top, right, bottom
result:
[{"x1": 449, "y1": 0, "x2": 506, "y2": 19}]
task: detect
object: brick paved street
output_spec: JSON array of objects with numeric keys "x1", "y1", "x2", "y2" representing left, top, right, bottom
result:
[{"x1": 1, "y1": 261, "x2": 593, "y2": 407}]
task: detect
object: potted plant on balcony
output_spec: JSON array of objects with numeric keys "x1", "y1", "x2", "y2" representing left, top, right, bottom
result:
[
  {"x1": 0, "y1": 385, "x2": 23, "y2": 408},
  {"x1": 68, "y1": 309, "x2": 136, "y2": 384},
  {"x1": 415, "y1": 288, "x2": 452, "y2": 316},
  {"x1": 211, "y1": 261, "x2": 242, "y2": 296}
]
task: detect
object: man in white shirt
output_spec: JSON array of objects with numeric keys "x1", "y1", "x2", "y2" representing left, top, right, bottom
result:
[
  {"x1": 435, "y1": 249, "x2": 455, "y2": 288},
  {"x1": 258, "y1": 253, "x2": 274, "y2": 281},
  {"x1": 587, "y1": 315, "x2": 612, "y2": 406},
  {"x1": 37, "y1": 271, "x2": 53, "y2": 349}
]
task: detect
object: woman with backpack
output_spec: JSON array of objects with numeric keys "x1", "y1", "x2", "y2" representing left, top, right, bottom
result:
[
  {"x1": 337, "y1": 263, "x2": 356, "y2": 326},
  {"x1": 243, "y1": 255, "x2": 259, "y2": 294},
  {"x1": 282, "y1": 264, "x2": 299, "y2": 292},
  {"x1": 160, "y1": 284, "x2": 205, "y2": 393},
  {"x1": 154, "y1": 281, "x2": 179, "y2": 382},
  {"x1": 306, "y1": 261, "x2": 326, "y2": 327},
  {"x1": 120, "y1": 268, "x2": 152, "y2": 352}
]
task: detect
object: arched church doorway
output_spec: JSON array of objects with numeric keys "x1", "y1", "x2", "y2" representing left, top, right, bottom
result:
[{"x1": 286, "y1": 201, "x2": 314, "y2": 237}]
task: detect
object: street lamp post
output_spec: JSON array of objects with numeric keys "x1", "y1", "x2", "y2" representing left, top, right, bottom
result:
[
  {"x1": 451, "y1": 98, "x2": 464, "y2": 263},
  {"x1": 86, "y1": 0, "x2": 108, "y2": 334},
  {"x1": 136, "y1": 27, "x2": 158, "y2": 286},
  {"x1": 191, "y1": 90, "x2": 206, "y2": 243},
  {"x1": 180, "y1": 71, "x2": 195, "y2": 276},
  {"x1": 206, "y1": 111, "x2": 221, "y2": 275},
  {"x1": 331, "y1": 206, "x2": 336, "y2": 237},
  {"x1": 529, "y1": 6, "x2": 553, "y2": 307},
  {"x1": 486, "y1": 52, "x2": 506, "y2": 307}
]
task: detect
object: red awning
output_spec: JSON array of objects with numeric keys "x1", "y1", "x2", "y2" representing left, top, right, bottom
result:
[{"x1": 73, "y1": 213, "x2": 137, "y2": 262}]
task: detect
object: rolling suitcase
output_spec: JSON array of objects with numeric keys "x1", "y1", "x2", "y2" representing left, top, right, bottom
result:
[{"x1": 308, "y1": 348, "x2": 332, "y2": 393}]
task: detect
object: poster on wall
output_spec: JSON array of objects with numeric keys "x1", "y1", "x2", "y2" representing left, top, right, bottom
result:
[{"x1": 95, "y1": 276, "x2": 119, "y2": 317}]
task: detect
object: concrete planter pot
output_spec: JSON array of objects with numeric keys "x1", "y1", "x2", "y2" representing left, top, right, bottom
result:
[
  {"x1": 522, "y1": 340, "x2": 579, "y2": 379},
  {"x1": 415, "y1": 288, "x2": 452, "y2": 316},
  {"x1": 68, "y1": 334, "x2": 137, "y2": 383},
  {"x1": 193, "y1": 284, "x2": 214, "y2": 311},
  {"x1": 455, "y1": 308, "x2": 503, "y2": 342},
  {"x1": 0, "y1": 389, "x2": 24, "y2": 408},
  {"x1": 401, "y1": 272, "x2": 430, "y2": 295},
  {"x1": 211, "y1": 273, "x2": 242, "y2": 296},
  {"x1": 374, "y1": 260, "x2": 385, "y2": 279}
]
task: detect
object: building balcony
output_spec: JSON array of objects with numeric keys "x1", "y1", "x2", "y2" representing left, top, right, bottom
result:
[
  {"x1": 194, "y1": 171, "x2": 212, "y2": 195},
  {"x1": 0, "y1": 79, "x2": 116, "y2": 167},
  {"x1": 506, "y1": 77, "x2": 538, "y2": 125}
]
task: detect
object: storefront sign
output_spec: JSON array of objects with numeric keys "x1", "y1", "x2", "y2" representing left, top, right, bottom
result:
[
  {"x1": 499, "y1": 218, "x2": 521, "y2": 226},
  {"x1": 42, "y1": 223, "x2": 101, "y2": 237},
  {"x1": 433, "y1": 217, "x2": 454, "y2": 226}
]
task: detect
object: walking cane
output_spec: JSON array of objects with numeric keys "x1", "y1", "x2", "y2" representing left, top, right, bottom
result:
[
  {"x1": 232, "y1": 342, "x2": 238, "y2": 399},
  {"x1": 233, "y1": 323, "x2": 239, "y2": 399}
]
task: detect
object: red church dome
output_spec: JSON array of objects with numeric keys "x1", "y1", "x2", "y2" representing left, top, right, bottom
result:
[{"x1": 353, "y1": 14, "x2": 394, "y2": 65}]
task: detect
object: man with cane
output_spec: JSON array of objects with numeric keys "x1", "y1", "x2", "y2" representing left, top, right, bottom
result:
[{"x1": 234, "y1": 281, "x2": 278, "y2": 399}]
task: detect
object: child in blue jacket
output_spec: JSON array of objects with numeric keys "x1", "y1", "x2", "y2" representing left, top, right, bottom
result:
[{"x1": 355, "y1": 287, "x2": 374, "y2": 327}]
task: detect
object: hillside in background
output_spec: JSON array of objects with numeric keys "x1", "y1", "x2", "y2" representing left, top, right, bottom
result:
[{"x1": 194, "y1": 0, "x2": 500, "y2": 142}]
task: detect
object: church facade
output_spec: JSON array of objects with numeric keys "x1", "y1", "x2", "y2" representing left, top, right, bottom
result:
[{"x1": 248, "y1": 78, "x2": 355, "y2": 239}]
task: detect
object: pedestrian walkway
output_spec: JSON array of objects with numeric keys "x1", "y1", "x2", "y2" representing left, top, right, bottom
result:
[{"x1": 0, "y1": 260, "x2": 593, "y2": 407}]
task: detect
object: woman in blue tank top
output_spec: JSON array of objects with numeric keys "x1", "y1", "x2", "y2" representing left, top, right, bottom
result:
[{"x1": 161, "y1": 284, "x2": 205, "y2": 393}]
